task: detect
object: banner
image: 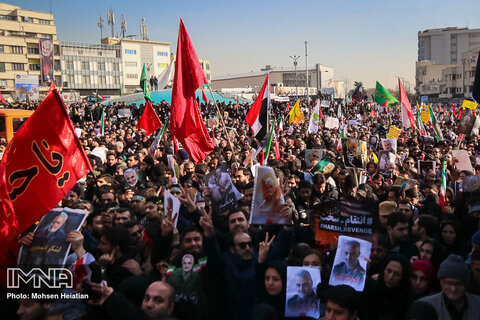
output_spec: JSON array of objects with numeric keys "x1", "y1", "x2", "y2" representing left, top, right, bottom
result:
[
  {"x1": 386, "y1": 126, "x2": 401, "y2": 139},
  {"x1": 342, "y1": 138, "x2": 367, "y2": 169},
  {"x1": 15, "y1": 75, "x2": 39, "y2": 101},
  {"x1": 39, "y1": 38, "x2": 54, "y2": 82},
  {"x1": 420, "y1": 110, "x2": 430, "y2": 124},
  {"x1": 462, "y1": 99, "x2": 478, "y2": 110}
]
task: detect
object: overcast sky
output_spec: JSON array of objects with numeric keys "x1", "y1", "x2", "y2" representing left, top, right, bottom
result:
[{"x1": 11, "y1": 0, "x2": 480, "y2": 90}]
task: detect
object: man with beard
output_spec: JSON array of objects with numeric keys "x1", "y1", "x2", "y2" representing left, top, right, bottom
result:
[
  {"x1": 386, "y1": 211, "x2": 418, "y2": 260},
  {"x1": 286, "y1": 269, "x2": 320, "y2": 316},
  {"x1": 330, "y1": 240, "x2": 366, "y2": 290},
  {"x1": 233, "y1": 167, "x2": 251, "y2": 190}
]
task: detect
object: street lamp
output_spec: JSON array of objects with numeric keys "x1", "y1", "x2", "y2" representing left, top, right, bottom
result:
[{"x1": 289, "y1": 55, "x2": 300, "y2": 100}]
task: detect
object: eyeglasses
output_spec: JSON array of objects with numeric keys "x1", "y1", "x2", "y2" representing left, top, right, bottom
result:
[{"x1": 235, "y1": 241, "x2": 252, "y2": 249}]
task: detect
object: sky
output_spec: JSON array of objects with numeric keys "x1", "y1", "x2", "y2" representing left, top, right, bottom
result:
[{"x1": 9, "y1": 0, "x2": 480, "y2": 91}]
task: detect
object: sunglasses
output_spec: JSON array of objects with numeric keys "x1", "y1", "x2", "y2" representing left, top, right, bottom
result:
[{"x1": 235, "y1": 241, "x2": 252, "y2": 249}]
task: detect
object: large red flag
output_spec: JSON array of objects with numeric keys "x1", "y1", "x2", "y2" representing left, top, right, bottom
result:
[
  {"x1": 170, "y1": 19, "x2": 214, "y2": 164},
  {"x1": 47, "y1": 81, "x2": 56, "y2": 96},
  {"x1": 136, "y1": 100, "x2": 161, "y2": 136},
  {"x1": 0, "y1": 90, "x2": 92, "y2": 284}
]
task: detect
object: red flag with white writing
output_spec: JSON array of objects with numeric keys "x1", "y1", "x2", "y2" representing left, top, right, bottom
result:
[{"x1": 136, "y1": 100, "x2": 161, "y2": 136}]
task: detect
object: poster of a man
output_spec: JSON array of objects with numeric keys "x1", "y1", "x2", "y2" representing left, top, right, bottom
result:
[
  {"x1": 305, "y1": 149, "x2": 323, "y2": 168},
  {"x1": 329, "y1": 235, "x2": 371, "y2": 291},
  {"x1": 164, "y1": 190, "x2": 180, "y2": 228},
  {"x1": 18, "y1": 208, "x2": 88, "y2": 266},
  {"x1": 381, "y1": 138, "x2": 397, "y2": 154},
  {"x1": 378, "y1": 151, "x2": 396, "y2": 172},
  {"x1": 285, "y1": 266, "x2": 321, "y2": 318},
  {"x1": 458, "y1": 111, "x2": 476, "y2": 135},
  {"x1": 250, "y1": 166, "x2": 286, "y2": 225},
  {"x1": 205, "y1": 165, "x2": 242, "y2": 213},
  {"x1": 124, "y1": 168, "x2": 139, "y2": 187},
  {"x1": 39, "y1": 38, "x2": 54, "y2": 82}
]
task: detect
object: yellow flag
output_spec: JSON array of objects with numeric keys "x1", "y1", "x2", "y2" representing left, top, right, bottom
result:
[
  {"x1": 372, "y1": 152, "x2": 378, "y2": 164},
  {"x1": 462, "y1": 100, "x2": 478, "y2": 110},
  {"x1": 289, "y1": 99, "x2": 304, "y2": 124}
]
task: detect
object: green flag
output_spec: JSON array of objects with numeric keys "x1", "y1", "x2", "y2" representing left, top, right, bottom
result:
[
  {"x1": 140, "y1": 64, "x2": 151, "y2": 101},
  {"x1": 374, "y1": 81, "x2": 398, "y2": 106},
  {"x1": 264, "y1": 120, "x2": 275, "y2": 162}
]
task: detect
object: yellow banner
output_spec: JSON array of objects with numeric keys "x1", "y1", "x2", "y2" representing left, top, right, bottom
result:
[
  {"x1": 420, "y1": 110, "x2": 430, "y2": 124},
  {"x1": 386, "y1": 126, "x2": 401, "y2": 139},
  {"x1": 462, "y1": 100, "x2": 478, "y2": 110}
]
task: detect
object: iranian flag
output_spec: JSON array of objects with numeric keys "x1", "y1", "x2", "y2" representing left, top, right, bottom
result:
[
  {"x1": 246, "y1": 74, "x2": 270, "y2": 141},
  {"x1": 199, "y1": 256, "x2": 207, "y2": 268},
  {"x1": 439, "y1": 161, "x2": 447, "y2": 212},
  {"x1": 336, "y1": 127, "x2": 345, "y2": 150}
]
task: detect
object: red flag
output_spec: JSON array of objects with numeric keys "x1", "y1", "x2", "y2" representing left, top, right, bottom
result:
[
  {"x1": 0, "y1": 90, "x2": 92, "y2": 284},
  {"x1": 453, "y1": 104, "x2": 456, "y2": 117},
  {"x1": 170, "y1": 19, "x2": 214, "y2": 164},
  {"x1": 47, "y1": 81, "x2": 56, "y2": 95},
  {"x1": 399, "y1": 79, "x2": 416, "y2": 129},
  {"x1": 274, "y1": 137, "x2": 280, "y2": 161},
  {"x1": 173, "y1": 135, "x2": 178, "y2": 154},
  {"x1": 201, "y1": 89, "x2": 209, "y2": 104},
  {"x1": 0, "y1": 89, "x2": 5, "y2": 103},
  {"x1": 284, "y1": 102, "x2": 290, "y2": 114},
  {"x1": 136, "y1": 100, "x2": 161, "y2": 136},
  {"x1": 370, "y1": 109, "x2": 376, "y2": 118},
  {"x1": 319, "y1": 107, "x2": 325, "y2": 120},
  {"x1": 458, "y1": 108, "x2": 462, "y2": 120}
]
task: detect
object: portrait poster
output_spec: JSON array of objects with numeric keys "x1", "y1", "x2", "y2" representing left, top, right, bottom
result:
[
  {"x1": 167, "y1": 154, "x2": 178, "y2": 184},
  {"x1": 393, "y1": 176, "x2": 419, "y2": 190},
  {"x1": 243, "y1": 148, "x2": 256, "y2": 167},
  {"x1": 329, "y1": 235, "x2": 371, "y2": 291},
  {"x1": 378, "y1": 151, "x2": 396, "y2": 172},
  {"x1": 250, "y1": 166, "x2": 286, "y2": 225},
  {"x1": 204, "y1": 164, "x2": 243, "y2": 213},
  {"x1": 451, "y1": 150, "x2": 474, "y2": 173},
  {"x1": 342, "y1": 138, "x2": 366, "y2": 169},
  {"x1": 14, "y1": 74, "x2": 39, "y2": 101},
  {"x1": 285, "y1": 266, "x2": 321, "y2": 318},
  {"x1": 305, "y1": 149, "x2": 323, "y2": 168},
  {"x1": 164, "y1": 190, "x2": 181, "y2": 228},
  {"x1": 39, "y1": 38, "x2": 54, "y2": 82},
  {"x1": 418, "y1": 160, "x2": 436, "y2": 178},
  {"x1": 368, "y1": 135, "x2": 379, "y2": 149},
  {"x1": 381, "y1": 138, "x2": 397, "y2": 154},
  {"x1": 18, "y1": 208, "x2": 88, "y2": 267},
  {"x1": 458, "y1": 111, "x2": 476, "y2": 136},
  {"x1": 124, "y1": 167, "x2": 143, "y2": 188}
]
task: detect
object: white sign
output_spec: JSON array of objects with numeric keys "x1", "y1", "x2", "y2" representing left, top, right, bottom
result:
[{"x1": 324, "y1": 117, "x2": 339, "y2": 129}]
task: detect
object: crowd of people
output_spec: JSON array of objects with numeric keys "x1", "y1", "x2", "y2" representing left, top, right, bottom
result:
[{"x1": 3, "y1": 94, "x2": 480, "y2": 320}]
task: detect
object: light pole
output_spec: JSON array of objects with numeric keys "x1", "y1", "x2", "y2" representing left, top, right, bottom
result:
[
  {"x1": 305, "y1": 41, "x2": 309, "y2": 102},
  {"x1": 289, "y1": 55, "x2": 300, "y2": 100}
]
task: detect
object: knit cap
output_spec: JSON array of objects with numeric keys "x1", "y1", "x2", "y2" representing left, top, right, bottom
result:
[{"x1": 437, "y1": 254, "x2": 470, "y2": 284}]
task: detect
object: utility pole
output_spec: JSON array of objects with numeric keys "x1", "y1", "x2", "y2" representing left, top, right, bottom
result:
[
  {"x1": 289, "y1": 55, "x2": 300, "y2": 100},
  {"x1": 305, "y1": 41, "x2": 309, "y2": 102}
]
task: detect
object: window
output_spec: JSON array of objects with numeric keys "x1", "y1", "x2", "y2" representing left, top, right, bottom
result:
[
  {"x1": 29, "y1": 64, "x2": 40, "y2": 71},
  {"x1": 0, "y1": 62, "x2": 5, "y2": 72},
  {"x1": 126, "y1": 74, "x2": 138, "y2": 79},
  {"x1": 98, "y1": 51, "x2": 103, "y2": 56},
  {"x1": 40, "y1": 34, "x2": 53, "y2": 39},
  {"x1": 82, "y1": 75, "x2": 91, "y2": 84},
  {"x1": 0, "y1": 45, "x2": 3, "y2": 53},
  {"x1": 0, "y1": 15, "x2": 14, "y2": 21},
  {"x1": 22, "y1": 16, "x2": 33, "y2": 22},
  {"x1": 125, "y1": 61, "x2": 137, "y2": 68},
  {"x1": 11, "y1": 46, "x2": 23, "y2": 54},
  {"x1": 27, "y1": 47, "x2": 39, "y2": 54},
  {"x1": 113, "y1": 63, "x2": 120, "y2": 71},
  {"x1": 157, "y1": 51, "x2": 168, "y2": 56},
  {"x1": 113, "y1": 76, "x2": 120, "y2": 84},
  {"x1": 456, "y1": 88, "x2": 462, "y2": 92},
  {"x1": 124, "y1": 49, "x2": 137, "y2": 55},
  {"x1": 39, "y1": 19, "x2": 51, "y2": 25},
  {"x1": 457, "y1": 74, "x2": 462, "y2": 79},
  {"x1": 98, "y1": 76, "x2": 106, "y2": 85},
  {"x1": 98, "y1": 62, "x2": 106, "y2": 71},
  {"x1": 12, "y1": 63, "x2": 24, "y2": 71},
  {"x1": 82, "y1": 61, "x2": 89, "y2": 70},
  {"x1": 206, "y1": 64, "x2": 210, "y2": 70},
  {"x1": 65, "y1": 60, "x2": 74, "y2": 70}
]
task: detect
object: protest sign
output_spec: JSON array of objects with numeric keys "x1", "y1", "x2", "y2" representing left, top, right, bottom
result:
[
  {"x1": 420, "y1": 110, "x2": 430, "y2": 124},
  {"x1": 305, "y1": 149, "x2": 323, "y2": 168},
  {"x1": 381, "y1": 138, "x2": 397, "y2": 154},
  {"x1": 462, "y1": 99, "x2": 478, "y2": 110},
  {"x1": 285, "y1": 266, "x2": 321, "y2": 318},
  {"x1": 386, "y1": 126, "x2": 401, "y2": 139},
  {"x1": 250, "y1": 166, "x2": 286, "y2": 225},
  {"x1": 451, "y1": 150, "x2": 474, "y2": 173},
  {"x1": 329, "y1": 235, "x2": 371, "y2": 291},
  {"x1": 418, "y1": 160, "x2": 436, "y2": 178},
  {"x1": 324, "y1": 117, "x2": 340, "y2": 129},
  {"x1": 205, "y1": 165, "x2": 242, "y2": 213},
  {"x1": 342, "y1": 138, "x2": 367, "y2": 169},
  {"x1": 378, "y1": 151, "x2": 396, "y2": 173},
  {"x1": 164, "y1": 190, "x2": 181, "y2": 228},
  {"x1": 18, "y1": 208, "x2": 88, "y2": 267},
  {"x1": 458, "y1": 111, "x2": 476, "y2": 136}
]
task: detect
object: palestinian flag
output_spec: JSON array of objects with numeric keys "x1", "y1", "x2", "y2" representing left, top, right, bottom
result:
[{"x1": 246, "y1": 74, "x2": 270, "y2": 141}]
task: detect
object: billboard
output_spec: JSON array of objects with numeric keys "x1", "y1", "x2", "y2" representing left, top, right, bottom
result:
[
  {"x1": 39, "y1": 38, "x2": 54, "y2": 82},
  {"x1": 15, "y1": 74, "x2": 39, "y2": 101}
]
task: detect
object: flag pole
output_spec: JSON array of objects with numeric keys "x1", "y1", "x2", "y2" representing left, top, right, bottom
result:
[{"x1": 206, "y1": 85, "x2": 239, "y2": 164}]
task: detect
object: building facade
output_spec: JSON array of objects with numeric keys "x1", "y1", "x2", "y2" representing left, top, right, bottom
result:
[
  {"x1": 60, "y1": 41, "x2": 122, "y2": 95},
  {"x1": 199, "y1": 58, "x2": 211, "y2": 81},
  {"x1": 101, "y1": 37, "x2": 170, "y2": 94},
  {"x1": 0, "y1": 2, "x2": 61, "y2": 99},
  {"x1": 418, "y1": 27, "x2": 480, "y2": 65},
  {"x1": 416, "y1": 48, "x2": 479, "y2": 103},
  {"x1": 211, "y1": 64, "x2": 334, "y2": 97}
]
